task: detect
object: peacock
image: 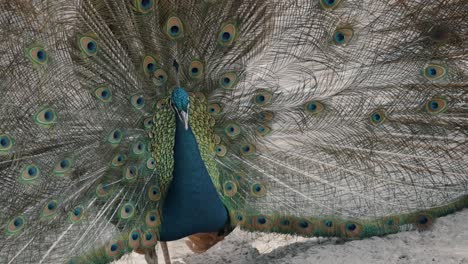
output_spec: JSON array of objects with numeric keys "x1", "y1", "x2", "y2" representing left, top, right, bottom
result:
[{"x1": 0, "y1": 0, "x2": 467, "y2": 263}]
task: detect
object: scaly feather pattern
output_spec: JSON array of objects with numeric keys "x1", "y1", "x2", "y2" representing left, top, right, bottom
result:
[{"x1": 0, "y1": 0, "x2": 467, "y2": 263}]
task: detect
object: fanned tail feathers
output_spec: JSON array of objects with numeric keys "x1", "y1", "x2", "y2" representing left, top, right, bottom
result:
[{"x1": 0, "y1": 0, "x2": 467, "y2": 263}]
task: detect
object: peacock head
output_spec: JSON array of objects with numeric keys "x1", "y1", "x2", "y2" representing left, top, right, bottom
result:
[{"x1": 171, "y1": 87, "x2": 190, "y2": 130}]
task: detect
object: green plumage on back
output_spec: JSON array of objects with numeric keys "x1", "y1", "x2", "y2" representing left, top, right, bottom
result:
[{"x1": 0, "y1": 0, "x2": 467, "y2": 263}]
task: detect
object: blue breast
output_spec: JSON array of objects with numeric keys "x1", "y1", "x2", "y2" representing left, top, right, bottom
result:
[{"x1": 158, "y1": 115, "x2": 228, "y2": 241}]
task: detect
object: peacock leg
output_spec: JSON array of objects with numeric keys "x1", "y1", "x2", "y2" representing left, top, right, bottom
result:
[
  {"x1": 161, "y1": 241, "x2": 172, "y2": 264},
  {"x1": 144, "y1": 246, "x2": 158, "y2": 264}
]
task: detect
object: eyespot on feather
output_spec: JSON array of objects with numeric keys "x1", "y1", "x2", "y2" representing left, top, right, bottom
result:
[
  {"x1": 123, "y1": 165, "x2": 139, "y2": 181},
  {"x1": 20, "y1": 164, "x2": 40, "y2": 183},
  {"x1": 219, "y1": 72, "x2": 238, "y2": 89},
  {"x1": 413, "y1": 213, "x2": 433, "y2": 230},
  {"x1": 425, "y1": 97, "x2": 447, "y2": 114},
  {"x1": 69, "y1": 206, "x2": 85, "y2": 223},
  {"x1": 142, "y1": 229, "x2": 158, "y2": 248},
  {"x1": 224, "y1": 123, "x2": 241, "y2": 139},
  {"x1": 53, "y1": 157, "x2": 74, "y2": 176},
  {"x1": 332, "y1": 28, "x2": 354, "y2": 46},
  {"x1": 423, "y1": 64, "x2": 446, "y2": 81},
  {"x1": 0, "y1": 134, "x2": 14, "y2": 154},
  {"x1": 143, "y1": 55, "x2": 158, "y2": 76},
  {"x1": 370, "y1": 109, "x2": 387, "y2": 125},
  {"x1": 340, "y1": 222, "x2": 363, "y2": 238},
  {"x1": 320, "y1": 0, "x2": 343, "y2": 10},
  {"x1": 27, "y1": 46, "x2": 48, "y2": 65},
  {"x1": 256, "y1": 124, "x2": 272, "y2": 137},
  {"x1": 128, "y1": 229, "x2": 142, "y2": 249},
  {"x1": 215, "y1": 144, "x2": 227, "y2": 157},
  {"x1": 223, "y1": 181, "x2": 238, "y2": 197},
  {"x1": 165, "y1": 16, "x2": 184, "y2": 39},
  {"x1": 111, "y1": 153, "x2": 127, "y2": 167},
  {"x1": 96, "y1": 183, "x2": 113, "y2": 198},
  {"x1": 134, "y1": 0, "x2": 154, "y2": 13},
  {"x1": 230, "y1": 211, "x2": 246, "y2": 226},
  {"x1": 132, "y1": 141, "x2": 146, "y2": 155},
  {"x1": 108, "y1": 129, "x2": 123, "y2": 145},
  {"x1": 143, "y1": 117, "x2": 154, "y2": 130},
  {"x1": 78, "y1": 34, "x2": 98, "y2": 57},
  {"x1": 145, "y1": 210, "x2": 161, "y2": 227},
  {"x1": 294, "y1": 219, "x2": 314, "y2": 235},
  {"x1": 218, "y1": 23, "x2": 237, "y2": 47},
  {"x1": 276, "y1": 216, "x2": 294, "y2": 233},
  {"x1": 240, "y1": 143, "x2": 256, "y2": 157},
  {"x1": 119, "y1": 203, "x2": 136, "y2": 220},
  {"x1": 146, "y1": 157, "x2": 156, "y2": 170},
  {"x1": 208, "y1": 103, "x2": 223, "y2": 116},
  {"x1": 253, "y1": 89, "x2": 273, "y2": 107},
  {"x1": 251, "y1": 215, "x2": 272, "y2": 231},
  {"x1": 189, "y1": 60, "x2": 204, "y2": 79},
  {"x1": 34, "y1": 107, "x2": 57, "y2": 128},
  {"x1": 94, "y1": 86, "x2": 112, "y2": 103},
  {"x1": 131, "y1": 95, "x2": 145, "y2": 110},
  {"x1": 6, "y1": 216, "x2": 26, "y2": 235},
  {"x1": 106, "y1": 240, "x2": 125, "y2": 258},
  {"x1": 304, "y1": 101, "x2": 324, "y2": 115},
  {"x1": 251, "y1": 183, "x2": 267, "y2": 197},
  {"x1": 42, "y1": 200, "x2": 59, "y2": 219},
  {"x1": 148, "y1": 185, "x2": 161, "y2": 201},
  {"x1": 154, "y1": 69, "x2": 168, "y2": 85},
  {"x1": 257, "y1": 111, "x2": 275, "y2": 122}
]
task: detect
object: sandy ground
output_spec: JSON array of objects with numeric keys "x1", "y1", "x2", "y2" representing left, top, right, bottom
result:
[{"x1": 115, "y1": 209, "x2": 468, "y2": 264}]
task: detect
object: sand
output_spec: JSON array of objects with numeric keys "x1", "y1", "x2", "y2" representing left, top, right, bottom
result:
[{"x1": 114, "y1": 209, "x2": 468, "y2": 264}]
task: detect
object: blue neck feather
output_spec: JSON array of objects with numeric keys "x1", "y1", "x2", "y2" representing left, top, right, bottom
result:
[{"x1": 158, "y1": 115, "x2": 228, "y2": 241}]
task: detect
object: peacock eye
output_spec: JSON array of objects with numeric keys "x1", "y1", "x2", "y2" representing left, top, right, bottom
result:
[
  {"x1": 28, "y1": 46, "x2": 48, "y2": 65},
  {"x1": 250, "y1": 183, "x2": 266, "y2": 197},
  {"x1": 154, "y1": 69, "x2": 168, "y2": 85},
  {"x1": 78, "y1": 35, "x2": 98, "y2": 57},
  {"x1": 34, "y1": 107, "x2": 57, "y2": 128},
  {"x1": 94, "y1": 86, "x2": 112, "y2": 102},
  {"x1": 370, "y1": 109, "x2": 387, "y2": 125},
  {"x1": 423, "y1": 64, "x2": 446, "y2": 81},
  {"x1": 215, "y1": 144, "x2": 227, "y2": 157},
  {"x1": 0, "y1": 134, "x2": 14, "y2": 152},
  {"x1": 218, "y1": 24, "x2": 237, "y2": 46},
  {"x1": 304, "y1": 101, "x2": 324, "y2": 115},
  {"x1": 256, "y1": 124, "x2": 271, "y2": 137},
  {"x1": 425, "y1": 97, "x2": 447, "y2": 114},
  {"x1": 333, "y1": 28, "x2": 353, "y2": 46},
  {"x1": 143, "y1": 55, "x2": 158, "y2": 76},
  {"x1": 7, "y1": 216, "x2": 26, "y2": 235},
  {"x1": 131, "y1": 95, "x2": 145, "y2": 110},
  {"x1": 224, "y1": 123, "x2": 241, "y2": 138},
  {"x1": 165, "y1": 16, "x2": 184, "y2": 39},
  {"x1": 148, "y1": 185, "x2": 161, "y2": 201},
  {"x1": 73, "y1": 207, "x2": 82, "y2": 216},
  {"x1": 253, "y1": 89, "x2": 273, "y2": 107},
  {"x1": 108, "y1": 129, "x2": 123, "y2": 145},
  {"x1": 146, "y1": 232, "x2": 153, "y2": 240},
  {"x1": 134, "y1": 0, "x2": 154, "y2": 13},
  {"x1": 119, "y1": 203, "x2": 135, "y2": 219},
  {"x1": 208, "y1": 103, "x2": 223, "y2": 116},
  {"x1": 190, "y1": 60, "x2": 204, "y2": 79},
  {"x1": 320, "y1": 0, "x2": 343, "y2": 10},
  {"x1": 219, "y1": 72, "x2": 238, "y2": 89}
]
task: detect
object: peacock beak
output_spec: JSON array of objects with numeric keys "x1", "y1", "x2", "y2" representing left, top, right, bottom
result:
[{"x1": 174, "y1": 103, "x2": 190, "y2": 130}]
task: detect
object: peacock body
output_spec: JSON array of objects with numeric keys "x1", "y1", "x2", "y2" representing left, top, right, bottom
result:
[{"x1": 0, "y1": 0, "x2": 467, "y2": 263}]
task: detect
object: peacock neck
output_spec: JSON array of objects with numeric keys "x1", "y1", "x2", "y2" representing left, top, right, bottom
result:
[{"x1": 158, "y1": 114, "x2": 228, "y2": 241}]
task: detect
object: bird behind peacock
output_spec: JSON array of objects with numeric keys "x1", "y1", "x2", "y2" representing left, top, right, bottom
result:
[{"x1": 0, "y1": 0, "x2": 467, "y2": 263}]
